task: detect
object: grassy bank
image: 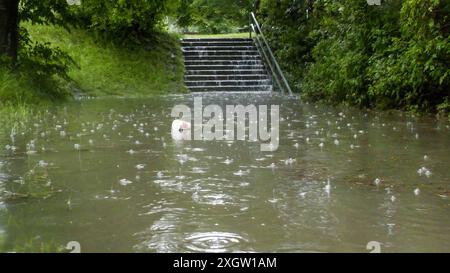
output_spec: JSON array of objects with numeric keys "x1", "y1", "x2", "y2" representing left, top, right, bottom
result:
[
  {"x1": 26, "y1": 24, "x2": 186, "y2": 97},
  {"x1": 1, "y1": 24, "x2": 186, "y2": 106},
  {"x1": 1, "y1": 25, "x2": 187, "y2": 132}
]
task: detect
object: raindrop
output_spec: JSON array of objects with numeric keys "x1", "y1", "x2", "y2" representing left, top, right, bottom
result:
[
  {"x1": 233, "y1": 170, "x2": 248, "y2": 176},
  {"x1": 156, "y1": 171, "x2": 164, "y2": 178},
  {"x1": 324, "y1": 179, "x2": 331, "y2": 193},
  {"x1": 374, "y1": 178, "x2": 381, "y2": 186},
  {"x1": 38, "y1": 160, "x2": 49, "y2": 168},
  {"x1": 136, "y1": 164, "x2": 146, "y2": 170},
  {"x1": 223, "y1": 158, "x2": 233, "y2": 165},
  {"x1": 119, "y1": 179, "x2": 133, "y2": 186}
]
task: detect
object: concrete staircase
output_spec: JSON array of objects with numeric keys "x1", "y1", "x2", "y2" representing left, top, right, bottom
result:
[{"x1": 181, "y1": 38, "x2": 272, "y2": 92}]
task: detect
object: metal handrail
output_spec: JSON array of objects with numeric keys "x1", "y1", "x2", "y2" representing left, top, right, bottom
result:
[{"x1": 249, "y1": 12, "x2": 293, "y2": 96}]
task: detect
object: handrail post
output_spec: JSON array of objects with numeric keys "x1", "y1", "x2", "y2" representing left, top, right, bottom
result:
[
  {"x1": 249, "y1": 13, "x2": 252, "y2": 39},
  {"x1": 249, "y1": 12, "x2": 293, "y2": 96}
]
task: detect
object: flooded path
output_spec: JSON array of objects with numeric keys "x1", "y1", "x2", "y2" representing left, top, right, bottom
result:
[{"x1": 0, "y1": 93, "x2": 449, "y2": 252}]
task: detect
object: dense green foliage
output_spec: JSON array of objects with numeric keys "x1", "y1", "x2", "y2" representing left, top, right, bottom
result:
[
  {"x1": 176, "y1": 0, "x2": 252, "y2": 33},
  {"x1": 27, "y1": 24, "x2": 186, "y2": 96},
  {"x1": 261, "y1": 0, "x2": 450, "y2": 113},
  {"x1": 0, "y1": 0, "x2": 79, "y2": 101},
  {"x1": 1, "y1": 0, "x2": 185, "y2": 106},
  {"x1": 77, "y1": 0, "x2": 179, "y2": 42}
]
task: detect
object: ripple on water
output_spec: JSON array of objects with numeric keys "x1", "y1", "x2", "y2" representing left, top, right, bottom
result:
[
  {"x1": 192, "y1": 191, "x2": 234, "y2": 206},
  {"x1": 182, "y1": 232, "x2": 250, "y2": 253}
]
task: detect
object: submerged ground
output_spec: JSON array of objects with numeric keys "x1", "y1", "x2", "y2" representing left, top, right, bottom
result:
[{"x1": 0, "y1": 93, "x2": 449, "y2": 252}]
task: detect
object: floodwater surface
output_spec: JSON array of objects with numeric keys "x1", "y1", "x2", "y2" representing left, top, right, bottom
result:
[{"x1": 0, "y1": 93, "x2": 449, "y2": 252}]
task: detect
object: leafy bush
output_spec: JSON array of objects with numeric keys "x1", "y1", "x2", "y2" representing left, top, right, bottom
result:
[
  {"x1": 176, "y1": 0, "x2": 252, "y2": 34},
  {"x1": 260, "y1": 0, "x2": 450, "y2": 113},
  {"x1": 77, "y1": 0, "x2": 179, "y2": 42}
]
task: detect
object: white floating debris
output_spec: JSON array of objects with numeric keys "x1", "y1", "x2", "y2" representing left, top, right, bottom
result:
[
  {"x1": 127, "y1": 149, "x2": 136, "y2": 155},
  {"x1": 414, "y1": 188, "x2": 420, "y2": 196},
  {"x1": 74, "y1": 144, "x2": 81, "y2": 150},
  {"x1": 334, "y1": 139, "x2": 340, "y2": 145},
  {"x1": 390, "y1": 196, "x2": 396, "y2": 202},
  {"x1": 156, "y1": 171, "x2": 164, "y2": 178}
]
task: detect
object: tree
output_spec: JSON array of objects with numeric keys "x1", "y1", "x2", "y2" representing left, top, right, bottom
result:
[
  {"x1": 0, "y1": 0, "x2": 19, "y2": 62},
  {"x1": 176, "y1": 0, "x2": 252, "y2": 33},
  {"x1": 78, "y1": 0, "x2": 179, "y2": 42}
]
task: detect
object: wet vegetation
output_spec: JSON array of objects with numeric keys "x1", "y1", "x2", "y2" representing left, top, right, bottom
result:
[
  {"x1": 259, "y1": 0, "x2": 450, "y2": 114},
  {"x1": 0, "y1": 0, "x2": 185, "y2": 108}
]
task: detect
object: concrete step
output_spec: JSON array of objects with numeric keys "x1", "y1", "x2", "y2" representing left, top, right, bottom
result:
[
  {"x1": 185, "y1": 80, "x2": 271, "y2": 87},
  {"x1": 184, "y1": 60, "x2": 262, "y2": 66},
  {"x1": 183, "y1": 50, "x2": 259, "y2": 56},
  {"x1": 185, "y1": 69, "x2": 267, "y2": 75},
  {"x1": 185, "y1": 74, "x2": 269, "y2": 81},
  {"x1": 181, "y1": 41, "x2": 254, "y2": 47},
  {"x1": 185, "y1": 64, "x2": 265, "y2": 71},
  {"x1": 182, "y1": 38, "x2": 252, "y2": 42},
  {"x1": 182, "y1": 46, "x2": 257, "y2": 51},
  {"x1": 184, "y1": 55, "x2": 262, "y2": 61},
  {"x1": 181, "y1": 38, "x2": 273, "y2": 92},
  {"x1": 187, "y1": 85, "x2": 272, "y2": 92}
]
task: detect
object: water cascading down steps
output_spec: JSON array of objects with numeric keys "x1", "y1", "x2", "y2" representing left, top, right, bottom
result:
[{"x1": 181, "y1": 38, "x2": 272, "y2": 92}]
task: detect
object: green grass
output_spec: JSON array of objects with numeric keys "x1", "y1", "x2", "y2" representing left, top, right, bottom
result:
[
  {"x1": 1, "y1": 25, "x2": 187, "y2": 145},
  {"x1": 182, "y1": 32, "x2": 250, "y2": 39},
  {"x1": 25, "y1": 24, "x2": 187, "y2": 97},
  {"x1": 0, "y1": 67, "x2": 47, "y2": 138}
]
